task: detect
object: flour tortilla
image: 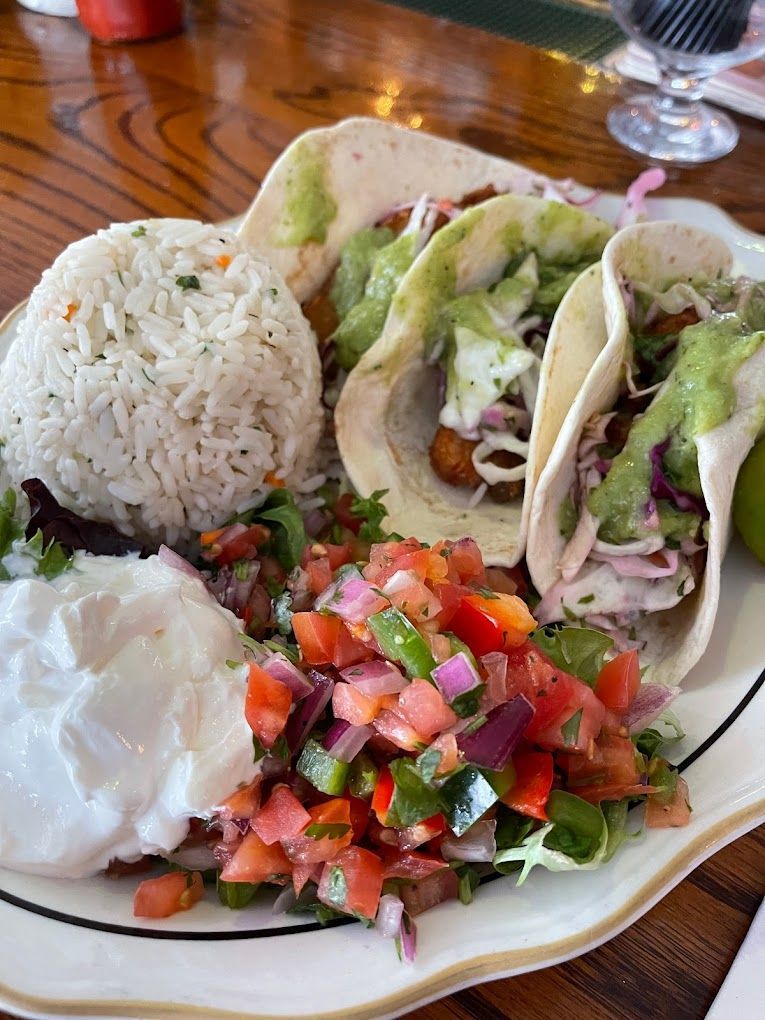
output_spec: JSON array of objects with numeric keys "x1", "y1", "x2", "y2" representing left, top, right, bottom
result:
[
  {"x1": 237, "y1": 117, "x2": 554, "y2": 303},
  {"x1": 335, "y1": 194, "x2": 615, "y2": 566},
  {"x1": 526, "y1": 221, "x2": 765, "y2": 684}
]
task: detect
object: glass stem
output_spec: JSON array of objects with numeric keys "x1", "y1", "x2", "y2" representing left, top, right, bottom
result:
[{"x1": 652, "y1": 65, "x2": 706, "y2": 127}]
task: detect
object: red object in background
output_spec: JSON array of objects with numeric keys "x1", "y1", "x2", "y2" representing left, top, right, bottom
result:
[{"x1": 76, "y1": 0, "x2": 183, "y2": 43}]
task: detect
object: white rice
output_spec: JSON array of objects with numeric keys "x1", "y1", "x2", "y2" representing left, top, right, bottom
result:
[{"x1": 0, "y1": 219, "x2": 323, "y2": 547}]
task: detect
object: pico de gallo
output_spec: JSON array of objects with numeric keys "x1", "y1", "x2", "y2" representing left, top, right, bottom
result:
[{"x1": 131, "y1": 488, "x2": 690, "y2": 959}]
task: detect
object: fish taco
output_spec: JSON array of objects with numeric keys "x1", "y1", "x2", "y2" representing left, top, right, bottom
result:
[
  {"x1": 527, "y1": 221, "x2": 765, "y2": 681},
  {"x1": 334, "y1": 193, "x2": 615, "y2": 565},
  {"x1": 237, "y1": 117, "x2": 570, "y2": 372}
]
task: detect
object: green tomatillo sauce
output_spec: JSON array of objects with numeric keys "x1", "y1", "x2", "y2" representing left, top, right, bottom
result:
[
  {"x1": 332, "y1": 230, "x2": 417, "y2": 370},
  {"x1": 588, "y1": 310, "x2": 765, "y2": 544},
  {"x1": 275, "y1": 139, "x2": 337, "y2": 246}
]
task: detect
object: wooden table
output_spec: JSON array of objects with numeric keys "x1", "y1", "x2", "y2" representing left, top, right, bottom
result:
[{"x1": 0, "y1": 1, "x2": 763, "y2": 1018}]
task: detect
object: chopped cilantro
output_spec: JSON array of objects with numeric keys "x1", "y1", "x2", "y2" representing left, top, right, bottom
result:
[{"x1": 176, "y1": 275, "x2": 201, "y2": 291}]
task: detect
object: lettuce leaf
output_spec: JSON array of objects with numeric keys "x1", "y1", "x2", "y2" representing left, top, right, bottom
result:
[
  {"x1": 531, "y1": 625, "x2": 613, "y2": 687},
  {"x1": 493, "y1": 791, "x2": 609, "y2": 883}
]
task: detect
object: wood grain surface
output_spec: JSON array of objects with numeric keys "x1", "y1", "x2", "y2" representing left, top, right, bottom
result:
[{"x1": 0, "y1": 1, "x2": 763, "y2": 1018}]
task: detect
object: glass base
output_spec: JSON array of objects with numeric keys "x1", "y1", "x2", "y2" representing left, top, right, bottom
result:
[{"x1": 607, "y1": 95, "x2": 739, "y2": 164}]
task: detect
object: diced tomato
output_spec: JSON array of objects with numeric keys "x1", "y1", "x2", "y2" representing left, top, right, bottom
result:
[
  {"x1": 484, "y1": 567, "x2": 515, "y2": 595},
  {"x1": 292, "y1": 612, "x2": 374, "y2": 669},
  {"x1": 504, "y1": 642, "x2": 573, "y2": 732},
  {"x1": 566, "y1": 734, "x2": 641, "y2": 788},
  {"x1": 345, "y1": 795, "x2": 370, "y2": 842},
  {"x1": 258, "y1": 554, "x2": 287, "y2": 588},
  {"x1": 333, "y1": 620, "x2": 378, "y2": 668},
  {"x1": 251, "y1": 785, "x2": 311, "y2": 846},
  {"x1": 501, "y1": 751, "x2": 554, "y2": 821},
  {"x1": 305, "y1": 557, "x2": 333, "y2": 596},
  {"x1": 318, "y1": 846, "x2": 384, "y2": 920},
  {"x1": 399, "y1": 867, "x2": 459, "y2": 917},
  {"x1": 133, "y1": 871, "x2": 204, "y2": 918},
  {"x1": 371, "y1": 765, "x2": 395, "y2": 826},
  {"x1": 396, "y1": 678, "x2": 457, "y2": 737},
  {"x1": 427, "y1": 632, "x2": 453, "y2": 663},
  {"x1": 448, "y1": 597, "x2": 503, "y2": 656},
  {"x1": 375, "y1": 548, "x2": 449, "y2": 589},
  {"x1": 334, "y1": 493, "x2": 363, "y2": 535},
  {"x1": 281, "y1": 799, "x2": 353, "y2": 865},
  {"x1": 431, "y1": 581, "x2": 469, "y2": 630},
  {"x1": 363, "y1": 538, "x2": 423, "y2": 583},
  {"x1": 395, "y1": 813, "x2": 448, "y2": 850},
  {"x1": 382, "y1": 569, "x2": 442, "y2": 624},
  {"x1": 533, "y1": 680, "x2": 605, "y2": 753},
  {"x1": 378, "y1": 692, "x2": 402, "y2": 712},
  {"x1": 325, "y1": 543, "x2": 354, "y2": 570},
  {"x1": 448, "y1": 538, "x2": 485, "y2": 583},
  {"x1": 216, "y1": 524, "x2": 270, "y2": 566},
  {"x1": 450, "y1": 593, "x2": 535, "y2": 657},
  {"x1": 292, "y1": 612, "x2": 338, "y2": 664},
  {"x1": 504, "y1": 641, "x2": 605, "y2": 751},
  {"x1": 382, "y1": 850, "x2": 449, "y2": 881},
  {"x1": 595, "y1": 651, "x2": 641, "y2": 713},
  {"x1": 245, "y1": 663, "x2": 292, "y2": 750},
  {"x1": 372, "y1": 709, "x2": 427, "y2": 752},
  {"x1": 218, "y1": 775, "x2": 262, "y2": 820},
  {"x1": 332, "y1": 682, "x2": 382, "y2": 726},
  {"x1": 292, "y1": 861, "x2": 321, "y2": 896},
  {"x1": 220, "y1": 831, "x2": 292, "y2": 884},
  {"x1": 429, "y1": 732, "x2": 460, "y2": 774},
  {"x1": 480, "y1": 651, "x2": 508, "y2": 711},
  {"x1": 573, "y1": 782, "x2": 655, "y2": 804},
  {"x1": 646, "y1": 776, "x2": 691, "y2": 828}
]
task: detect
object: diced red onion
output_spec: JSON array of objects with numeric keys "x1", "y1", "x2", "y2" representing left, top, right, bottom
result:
[
  {"x1": 617, "y1": 167, "x2": 666, "y2": 228},
  {"x1": 593, "y1": 548, "x2": 679, "y2": 579},
  {"x1": 163, "y1": 842, "x2": 218, "y2": 872},
  {"x1": 644, "y1": 498, "x2": 661, "y2": 532},
  {"x1": 158, "y1": 544, "x2": 204, "y2": 580},
  {"x1": 441, "y1": 819, "x2": 496, "y2": 863},
  {"x1": 304, "y1": 508, "x2": 331, "y2": 538},
  {"x1": 480, "y1": 652, "x2": 508, "y2": 710},
  {"x1": 260, "y1": 755, "x2": 289, "y2": 780},
  {"x1": 432, "y1": 652, "x2": 482, "y2": 703},
  {"x1": 399, "y1": 913, "x2": 417, "y2": 963},
  {"x1": 262, "y1": 653, "x2": 313, "y2": 701},
  {"x1": 457, "y1": 695, "x2": 534, "y2": 770},
  {"x1": 480, "y1": 404, "x2": 507, "y2": 430},
  {"x1": 328, "y1": 578, "x2": 389, "y2": 625},
  {"x1": 623, "y1": 683, "x2": 681, "y2": 734},
  {"x1": 340, "y1": 659, "x2": 408, "y2": 697},
  {"x1": 376, "y1": 894, "x2": 405, "y2": 939},
  {"x1": 323, "y1": 720, "x2": 372, "y2": 762},
  {"x1": 284, "y1": 670, "x2": 334, "y2": 750},
  {"x1": 271, "y1": 884, "x2": 298, "y2": 915},
  {"x1": 650, "y1": 440, "x2": 708, "y2": 519}
]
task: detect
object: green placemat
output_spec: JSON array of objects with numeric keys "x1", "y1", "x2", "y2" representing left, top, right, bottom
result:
[{"x1": 385, "y1": 0, "x2": 625, "y2": 62}]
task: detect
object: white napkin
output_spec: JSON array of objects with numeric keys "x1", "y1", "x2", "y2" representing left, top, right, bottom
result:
[
  {"x1": 705, "y1": 898, "x2": 765, "y2": 1018},
  {"x1": 602, "y1": 42, "x2": 765, "y2": 122}
]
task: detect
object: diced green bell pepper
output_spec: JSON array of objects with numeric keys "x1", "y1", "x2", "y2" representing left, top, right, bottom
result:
[
  {"x1": 297, "y1": 738, "x2": 350, "y2": 795},
  {"x1": 368, "y1": 607, "x2": 436, "y2": 679}
]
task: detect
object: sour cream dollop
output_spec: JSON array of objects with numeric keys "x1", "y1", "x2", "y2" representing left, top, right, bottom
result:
[{"x1": 0, "y1": 553, "x2": 257, "y2": 879}]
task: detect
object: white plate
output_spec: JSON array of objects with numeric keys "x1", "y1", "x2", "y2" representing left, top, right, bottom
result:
[{"x1": 0, "y1": 194, "x2": 763, "y2": 1020}]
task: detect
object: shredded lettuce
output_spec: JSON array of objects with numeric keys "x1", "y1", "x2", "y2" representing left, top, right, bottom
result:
[{"x1": 493, "y1": 791, "x2": 609, "y2": 883}]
